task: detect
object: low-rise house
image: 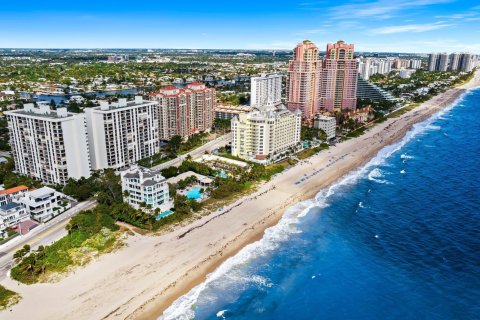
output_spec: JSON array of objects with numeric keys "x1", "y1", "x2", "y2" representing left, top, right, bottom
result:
[
  {"x1": 20, "y1": 187, "x2": 70, "y2": 222},
  {"x1": 314, "y1": 115, "x2": 337, "y2": 140},
  {"x1": 0, "y1": 185, "x2": 29, "y2": 206},
  {"x1": 121, "y1": 165, "x2": 172, "y2": 212},
  {"x1": 0, "y1": 202, "x2": 29, "y2": 233}
]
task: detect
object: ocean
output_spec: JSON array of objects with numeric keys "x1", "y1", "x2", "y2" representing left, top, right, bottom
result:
[{"x1": 161, "y1": 88, "x2": 480, "y2": 320}]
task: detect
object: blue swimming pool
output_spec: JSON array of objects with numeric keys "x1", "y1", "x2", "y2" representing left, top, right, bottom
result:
[
  {"x1": 186, "y1": 187, "x2": 203, "y2": 200},
  {"x1": 156, "y1": 210, "x2": 173, "y2": 220},
  {"x1": 216, "y1": 172, "x2": 228, "y2": 178}
]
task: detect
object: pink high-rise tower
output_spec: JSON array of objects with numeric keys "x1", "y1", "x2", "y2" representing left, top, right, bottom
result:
[
  {"x1": 320, "y1": 40, "x2": 358, "y2": 112},
  {"x1": 287, "y1": 40, "x2": 322, "y2": 119}
]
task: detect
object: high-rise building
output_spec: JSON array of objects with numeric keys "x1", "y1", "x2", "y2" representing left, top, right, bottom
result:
[
  {"x1": 287, "y1": 40, "x2": 321, "y2": 119},
  {"x1": 5, "y1": 104, "x2": 91, "y2": 185},
  {"x1": 449, "y1": 53, "x2": 461, "y2": 71},
  {"x1": 460, "y1": 53, "x2": 474, "y2": 72},
  {"x1": 85, "y1": 96, "x2": 160, "y2": 170},
  {"x1": 231, "y1": 104, "x2": 301, "y2": 163},
  {"x1": 438, "y1": 53, "x2": 449, "y2": 71},
  {"x1": 150, "y1": 82, "x2": 215, "y2": 140},
  {"x1": 319, "y1": 40, "x2": 358, "y2": 112},
  {"x1": 356, "y1": 77, "x2": 398, "y2": 103},
  {"x1": 251, "y1": 73, "x2": 283, "y2": 106},
  {"x1": 428, "y1": 53, "x2": 439, "y2": 71}
]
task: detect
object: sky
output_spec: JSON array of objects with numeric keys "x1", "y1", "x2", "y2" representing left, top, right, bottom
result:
[{"x1": 1, "y1": 0, "x2": 480, "y2": 53}]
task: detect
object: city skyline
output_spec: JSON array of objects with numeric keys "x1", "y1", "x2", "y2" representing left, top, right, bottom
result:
[{"x1": 1, "y1": 0, "x2": 480, "y2": 53}]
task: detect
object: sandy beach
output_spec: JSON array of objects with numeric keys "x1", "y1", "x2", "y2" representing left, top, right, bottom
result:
[{"x1": 1, "y1": 70, "x2": 479, "y2": 320}]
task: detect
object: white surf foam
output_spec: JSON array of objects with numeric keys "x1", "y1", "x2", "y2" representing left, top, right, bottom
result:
[{"x1": 159, "y1": 89, "x2": 474, "y2": 320}]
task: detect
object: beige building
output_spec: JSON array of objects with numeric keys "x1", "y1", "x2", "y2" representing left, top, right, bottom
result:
[{"x1": 231, "y1": 104, "x2": 301, "y2": 163}]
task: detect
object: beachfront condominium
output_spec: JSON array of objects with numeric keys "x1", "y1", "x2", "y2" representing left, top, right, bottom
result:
[
  {"x1": 251, "y1": 73, "x2": 283, "y2": 107},
  {"x1": 150, "y1": 82, "x2": 215, "y2": 140},
  {"x1": 428, "y1": 53, "x2": 439, "y2": 71},
  {"x1": 287, "y1": 40, "x2": 321, "y2": 119},
  {"x1": 438, "y1": 53, "x2": 449, "y2": 71},
  {"x1": 449, "y1": 53, "x2": 461, "y2": 71},
  {"x1": 85, "y1": 96, "x2": 160, "y2": 170},
  {"x1": 231, "y1": 104, "x2": 301, "y2": 163},
  {"x1": 120, "y1": 165, "x2": 172, "y2": 212},
  {"x1": 5, "y1": 104, "x2": 91, "y2": 185},
  {"x1": 428, "y1": 52, "x2": 449, "y2": 71},
  {"x1": 319, "y1": 40, "x2": 358, "y2": 112}
]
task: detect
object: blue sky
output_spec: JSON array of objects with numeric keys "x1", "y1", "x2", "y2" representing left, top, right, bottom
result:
[{"x1": 1, "y1": 0, "x2": 480, "y2": 53}]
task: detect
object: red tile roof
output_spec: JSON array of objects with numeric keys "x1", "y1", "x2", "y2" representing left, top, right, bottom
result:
[{"x1": 0, "y1": 185, "x2": 28, "y2": 196}]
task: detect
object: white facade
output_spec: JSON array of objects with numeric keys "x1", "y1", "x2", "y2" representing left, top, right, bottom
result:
[
  {"x1": 120, "y1": 165, "x2": 172, "y2": 212},
  {"x1": 231, "y1": 104, "x2": 301, "y2": 163},
  {"x1": 314, "y1": 115, "x2": 336, "y2": 140},
  {"x1": 5, "y1": 104, "x2": 91, "y2": 185},
  {"x1": 0, "y1": 202, "x2": 29, "y2": 232},
  {"x1": 85, "y1": 97, "x2": 160, "y2": 170},
  {"x1": 250, "y1": 73, "x2": 283, "y2": 107},
  {"x1": 20, "y1": 187, "x2": 70, "y2": 222},
  {"x1": 399, "y1": 69, "x2": 416, "y2": 79}
]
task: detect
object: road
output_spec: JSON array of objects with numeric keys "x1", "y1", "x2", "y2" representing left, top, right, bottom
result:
[
  {"x1": 152, "y1": 132, "x2": 232, "y2": 170},
  {"x1": 0, "y1": 199, "x2": 96, "y2": 280}
]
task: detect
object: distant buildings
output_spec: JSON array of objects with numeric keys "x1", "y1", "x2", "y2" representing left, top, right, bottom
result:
[
  {"x1": 150, "y1": 83, "x2": 215, "y2": 140},
  {"x1": 428, "y1": 52, "x2": 477, "y2": 72},
  {"x1": 357, "y1": 57, "x2": 422, "y2": 80},
  {"x1": 399, "y1": 69, "x2": 416, "y2": 79},
  {"x1": 250, "y1": 73, "x2": 283, "y2": 107},
  {"x1": 120, "y1": 165, "x2": 172, "y2": 212},
  {"x1": 214, "y1": 105, "x2": 253, "y2": 120},
  {"x1": 231, "y1": 104, "x2": 301, "y2": 163},
  {"x1": 107, "y1": 54, "x2": 129, "y2": 63},
  {"x1": 287, "y1": 40, "x2": 358, "y2": 118},
  {"x1": 319, "y1": 40, "x2": 358, "y2": 113},
  {"x1": 314, "y1": 115, "x2": 336, "y2": 140},
  {"x1": 85, "y1": 97, "x2": 160, "y2": 170},
  {"x1": 5, "y1": 104, "x2": 91, "y2": 185},
  {"x1": 287, "y1": 40, "x2": 321, "y2": 119}
]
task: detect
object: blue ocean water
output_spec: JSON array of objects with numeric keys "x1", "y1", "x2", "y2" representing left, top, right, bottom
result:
[{"x1": 162, "y1": 88, "x2": 480, "y2": 320}]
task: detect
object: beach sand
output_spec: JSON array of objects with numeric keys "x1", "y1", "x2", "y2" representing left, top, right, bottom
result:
[{"x1": 1, "y1": 70, "x2": 479, "y2": 320}]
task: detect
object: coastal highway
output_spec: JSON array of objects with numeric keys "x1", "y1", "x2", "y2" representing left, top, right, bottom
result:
[
  {"x1": 0, "y1": 199, "x2": 96, "y2": 280},
  {"x1": 152, "y1": 132, "x2": 232, "y2": 170}
]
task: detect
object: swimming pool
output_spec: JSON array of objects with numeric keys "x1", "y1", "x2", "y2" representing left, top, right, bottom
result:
[
  {"x1": 216, "y1": 172, "x2": 228, "y2": 178},
  {"x1": 155, "y1": 210, "x2": 173, "y2": 220},
  {"x1": 186, "y1": 187, "x2": 203, "y2": 200}
]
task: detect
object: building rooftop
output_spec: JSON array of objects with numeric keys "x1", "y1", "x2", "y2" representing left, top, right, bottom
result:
[
  {"x1": 93, "y1": 96, "x2": 157, "y2": 112},
  {"x1": 7, "y1": 104, "x2": 74, "y2": 119},
  {"x1": 0, "y1": 201, "x2": 22, "y2": 212},
  {"x1": 27, "y1": 187, "x2": 56, "y2": 200},
  {"x1": 0, "y1": 185, "x2": 28, "y2": 196}
]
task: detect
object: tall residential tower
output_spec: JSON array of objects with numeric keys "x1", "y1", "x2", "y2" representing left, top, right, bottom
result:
[
  {"x1": 287, "y1": 40, "x2": 321, "y2": 119},
  {"x1": 319, "y1": 40, "x2": 358, "y2": 112}
]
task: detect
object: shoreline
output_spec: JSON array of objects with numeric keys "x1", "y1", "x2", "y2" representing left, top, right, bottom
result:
[{"x1": 2, "y1": 70, "x2": 479, "y2": 320}]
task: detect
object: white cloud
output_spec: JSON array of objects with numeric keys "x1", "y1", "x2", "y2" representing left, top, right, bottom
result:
[
  {"x1": 329, "y1": 0, "x2": 454, "y2": 20},
  {"x1": 370, "y1": 23, "x2": 452, "y2": 34}
]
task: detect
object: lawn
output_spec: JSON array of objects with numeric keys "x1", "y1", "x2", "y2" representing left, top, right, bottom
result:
[{"x1": 0, "y1": 285, "x2": 20, "y2": 310}]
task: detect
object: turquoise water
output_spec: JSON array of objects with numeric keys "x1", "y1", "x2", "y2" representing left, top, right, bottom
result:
[
  {"x1": 156, "y1": 210, "x2": 173, "y2": 220},
  {"x1": 186, "y1": 187, "x2": 203, "y2": 200},
  {"x1": 216, "y1": 172, "x2": 228, "y2": 178},
  {"x1": 161, "y1": 88, "x2": 480, "y2": 319}
]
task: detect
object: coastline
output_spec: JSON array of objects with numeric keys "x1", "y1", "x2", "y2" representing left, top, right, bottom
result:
[{"x1": 1, "y1": 70, "x2": 479, "y2": 320}]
